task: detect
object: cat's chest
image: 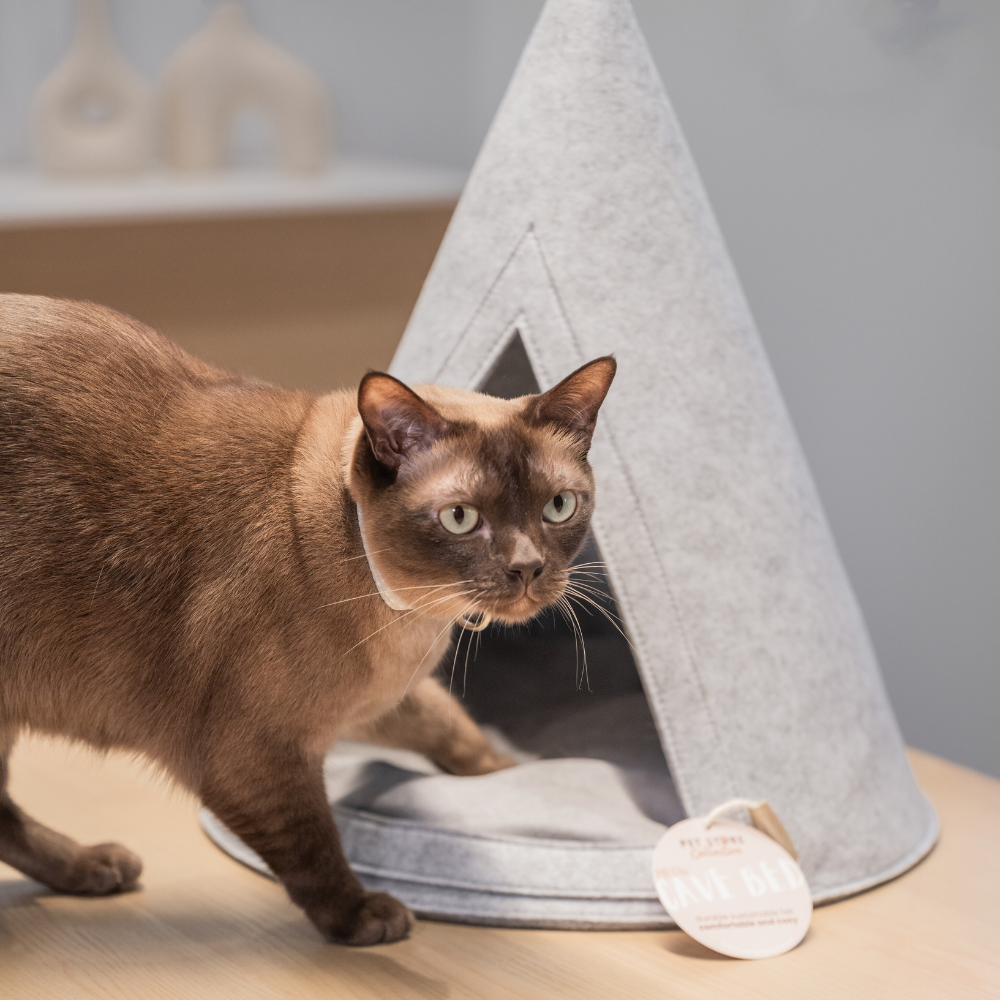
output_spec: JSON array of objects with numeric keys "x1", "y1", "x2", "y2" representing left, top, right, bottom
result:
[{"x1": 346, "y1": 611, "x2": 454, "y2": 717}]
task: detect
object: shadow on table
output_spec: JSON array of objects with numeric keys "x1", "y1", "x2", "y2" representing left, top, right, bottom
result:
[
  {"x1": 0, "y1": 876, "x2": 64, "y2": 911},
  {"x1": 660, "y1": 929, "x2": 734, "y2": 961}
]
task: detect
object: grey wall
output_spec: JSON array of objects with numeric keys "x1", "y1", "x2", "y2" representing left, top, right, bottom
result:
[
  {"x1": 1, "y1": 0, "x2": 997, "y2": 777},
  {"x1": 638, "y1": 0, "x2": 1000, "y2": 781}
]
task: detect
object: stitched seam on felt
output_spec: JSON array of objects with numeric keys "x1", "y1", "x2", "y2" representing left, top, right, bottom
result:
[
  {"x1": 347, "y1": 862, "x2": 659, "y2": 900},
  {"x1": 466, "y1": 315, "x2": 528, "y2": 393},
  {"x1": 334, "y1": 805, "x2": 663, "y2": 850},
  {"x1": 432, "y1": 224, "x2": 535, "y2": 383},
  {"x1": 527, "y1": 224, "x2": 740, "y2": 808}
]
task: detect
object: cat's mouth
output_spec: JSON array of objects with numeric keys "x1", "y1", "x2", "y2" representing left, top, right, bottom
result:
[
  {"x1": 488, "y1": 598, "x2": 541, "y2": 626},
  {"x1": 470, "y1": 584, "x2": 566, "y2": 627},
  {"x1": 403, "y1": 576, "x2": 567, "y2": 627}
]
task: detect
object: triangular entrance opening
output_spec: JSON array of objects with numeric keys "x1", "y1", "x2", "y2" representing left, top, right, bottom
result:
[
  {"x1": 479, "y1": 328, "x2": 540, "y2": 398},
  {"x1": 453, "y1": 331, "x2": 683, "y2": 827}
]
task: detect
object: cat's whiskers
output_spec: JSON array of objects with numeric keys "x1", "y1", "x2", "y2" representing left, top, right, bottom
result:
[
  {"x1": 327, "y1": 547, "x2": 394, "y2": 568},
  {"x1": 560, "y1": 596, "x2": 582, "y2": 690},
  {"x1": 398, "y1": 611, "x2": 467, "y2": 704},
  {"x1": 314, "y1": 579, "x2": 475, "y2": 612},
  {"x1": 561, "y1": 584, "x2": 636, "y2": 651},
  {"x1": 413, "y1": 585, "x2": 488, "y2": 622},
  {"x1": 563, "y1": 578, "x2": 622, "y2": 609},
  {"x1": 553, "y1": 595, "x2": 588, "y2": 692},
  {"x1": 447, "y1": 620, "x2": 467, "y2": 704},
  {"x1": 565, "y1": 572, "x2": 611, "y2": 590},
  {"x1": 559, "y1": 564, "x2": 631, "y2": 623},
  {"x1": 476, "y1": 599, "x2": 497, "y2": 661},
  {"x1": 89, "y1": 560, "x2": 107, "y2": 611},
  {"x1": 461, "y1": 617, "x2": 476, "y2": 699},
  {"x1": 337, "y1": 590, "x2": 475, "y2": 661},
  {"x1": 562, "y1": 581, "x2": 627, "y2": 623},
  {"x1": 462, "y1": 597, "x2": 500, "y2": 698},
  {"x1": 565, "y1": 598, "x2": 592, "y2": 692},
  {"x1": 571, "y1": 591, "x2": 628, "y2": 627}
]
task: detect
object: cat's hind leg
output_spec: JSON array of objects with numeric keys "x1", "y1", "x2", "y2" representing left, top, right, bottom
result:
[
  {"x1": 346, "y1": 677, "x2": 515, "y2": 776},
  {"x1": 0, "y1": 731, "x2": 142, "y2": 895}
]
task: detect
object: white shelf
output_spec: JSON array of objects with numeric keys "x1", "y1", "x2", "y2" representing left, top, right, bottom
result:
[{"x1": 0, "y1": 158, "x2": 466, "y2": 228}]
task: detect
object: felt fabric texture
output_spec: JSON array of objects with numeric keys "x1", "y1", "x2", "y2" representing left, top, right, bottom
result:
[
  {"x1": 203, "y1": 0, "x2": 937, "y2": 926},
  {"x1": 389, "y1": 0, "x2": 936, "y2": 906}
]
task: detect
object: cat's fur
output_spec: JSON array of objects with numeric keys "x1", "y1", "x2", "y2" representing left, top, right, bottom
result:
[{"x1": 0, "y1": 294, "x2": 615, "y2": 945}]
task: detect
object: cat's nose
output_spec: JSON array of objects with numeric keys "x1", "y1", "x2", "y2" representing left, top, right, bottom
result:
[
  {"x1": 506, "y1": 533, "x2": 544, "y2": 591},
  {"x1": 507, "y1": 559, "x2": 545, "y2": 590}
]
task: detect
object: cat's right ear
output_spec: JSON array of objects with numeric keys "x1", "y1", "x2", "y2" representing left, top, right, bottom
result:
[
  {"x1": 357, "y1": 372, "x2": 450, "y2": 473},
  {"x1": 529, "y1": 356, "x2": 617, "y2": 451}
]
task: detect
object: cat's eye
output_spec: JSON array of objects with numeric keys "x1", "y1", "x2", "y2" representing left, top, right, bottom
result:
[
  {"x1": 543, "y1": 491, "x2": 577, "y2": 523},
  {"x1": 439, "y1": 504, "x2": 480, "y2": 535}
]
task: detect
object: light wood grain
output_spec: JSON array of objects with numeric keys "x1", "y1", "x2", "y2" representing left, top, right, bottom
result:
[{"x1": 0, "y1": 740, "x2": 997, "y2": 1000}]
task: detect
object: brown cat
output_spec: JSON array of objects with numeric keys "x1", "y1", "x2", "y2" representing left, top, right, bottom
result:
[{"x1": 0, "y1": 293, "x2": 615, "y2": 945}]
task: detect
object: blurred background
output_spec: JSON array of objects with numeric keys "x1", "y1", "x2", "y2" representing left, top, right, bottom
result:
[{"x1": 0, "y1": 0, "x2": 997, "y2": 778}]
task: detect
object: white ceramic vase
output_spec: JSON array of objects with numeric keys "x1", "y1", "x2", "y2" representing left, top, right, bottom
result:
[
  {"x1": 31, "y1": 0, "x2": 154, "y2": 176},
  {"x1": 161, "y1": 3, "x2": 331, "y2": 173}
]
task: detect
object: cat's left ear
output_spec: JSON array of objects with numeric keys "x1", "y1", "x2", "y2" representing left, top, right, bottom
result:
[
  {"x1": 357, "y1": 372, "x2": 451, "y2": 473},
  {"x1": 530, "y1": 356, "x2": 617, "y2": 450}
]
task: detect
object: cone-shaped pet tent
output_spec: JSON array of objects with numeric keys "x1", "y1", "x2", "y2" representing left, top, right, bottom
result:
[{"x1": 204, "y1": 0, "x2": 937, "y2": 927}]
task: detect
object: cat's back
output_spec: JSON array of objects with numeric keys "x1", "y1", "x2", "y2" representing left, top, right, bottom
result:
[
  {"x1": 0, "y1": 293, "x2": 307, "y2": 459},
  {"x1": 0, "y1": 294, "x2": 317, "y2": 661},
  {"x1": 0, "y1": 293, "x2": 310, "y2": 546},
  {"x1": 0, "y1": 293, "x2": 210, "y2": 412}
]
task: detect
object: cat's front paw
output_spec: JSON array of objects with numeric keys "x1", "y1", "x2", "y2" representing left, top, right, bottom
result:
[
  {"x1": 444, "y1": 747, "x2": 517, "y2": 776},
  {"x1": 312, "y1": 891, "x2": 415, "y2": 946},
  {"x1": 65, "y1": 842, "x2": 143, "y2": 895}
]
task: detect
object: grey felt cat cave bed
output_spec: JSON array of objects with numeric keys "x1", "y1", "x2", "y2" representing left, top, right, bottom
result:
[{"x1": 202, "y1": 0, "x2": 937, "y2": 928}]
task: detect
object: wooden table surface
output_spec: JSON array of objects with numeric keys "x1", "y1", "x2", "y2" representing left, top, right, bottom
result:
[{"x1": 1, "y1": 739, "x2": 997, "y2": 1000}]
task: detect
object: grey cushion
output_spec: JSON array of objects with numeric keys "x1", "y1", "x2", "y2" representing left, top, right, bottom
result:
[{"x1": 203, "y1": 692, "x2": 684, "y2": 927}]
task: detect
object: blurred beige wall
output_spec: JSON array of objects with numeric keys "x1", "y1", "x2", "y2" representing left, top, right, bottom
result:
[{"x1": 0, "y1": 207, "x2": 452, "y2": 394}]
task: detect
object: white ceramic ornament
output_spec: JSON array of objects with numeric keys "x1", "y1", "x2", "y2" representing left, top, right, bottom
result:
[
  {"x1": 160, "y1": 3, "x2": 330, "y2": 173},
  {"x1": 31, "y1": 0, "x2": 154, "y2": 175}
]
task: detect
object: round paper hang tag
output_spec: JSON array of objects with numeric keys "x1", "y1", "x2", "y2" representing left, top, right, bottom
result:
[{"x1": 652, "y1": 813, "x2": 812, "y2": 959}]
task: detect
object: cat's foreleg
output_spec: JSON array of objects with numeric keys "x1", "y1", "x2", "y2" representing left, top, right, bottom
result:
[
  {"x1": 199, "y1": 736, "x2": 413, "y2": 945},
  {"x1": 0, "y1": 731, "x2": 142, "y2": 895},
  {"x1": 347, "y1": 676, "x2": 515, "y2": 776}
]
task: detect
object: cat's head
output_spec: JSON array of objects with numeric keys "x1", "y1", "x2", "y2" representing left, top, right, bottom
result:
[{"x1": 348, "y1": 357, "x2": 616, "y2": 626}]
